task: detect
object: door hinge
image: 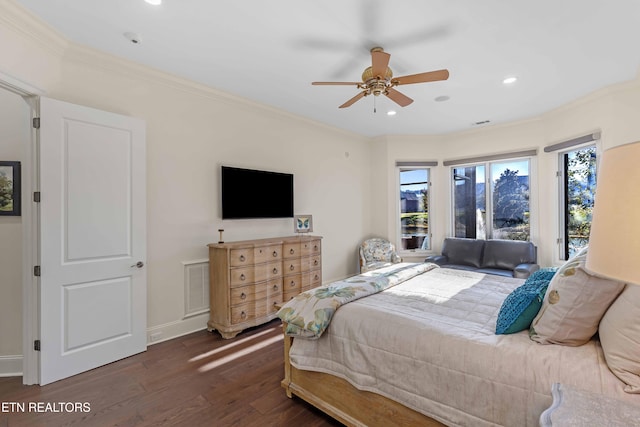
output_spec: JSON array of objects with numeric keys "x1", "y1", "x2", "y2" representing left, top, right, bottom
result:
[
  {"x1": 32, "y1": 117, "x2": 40, "y2": 129},
  {"x1": 33, "y1": 191, "x2": 41, "y2": 203},
  {"x1": 34, "y1": 340, "x2": 41, "y2": 351},
  {"x1": 34, "y1": 265, "x2": 41, "y2": 277}
]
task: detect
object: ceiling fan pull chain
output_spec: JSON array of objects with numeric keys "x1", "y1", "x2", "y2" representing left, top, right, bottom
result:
[{"x1": 374, "y1": 95, "x2": 377, "y2": 113}]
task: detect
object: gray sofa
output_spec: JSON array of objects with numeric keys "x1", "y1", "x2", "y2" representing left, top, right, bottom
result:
[{"x1": 425, "y1": 237, "x2": 539, "y2": 279}]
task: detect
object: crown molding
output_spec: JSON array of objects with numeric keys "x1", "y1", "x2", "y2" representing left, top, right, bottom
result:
[
  {"x1": 62, "y1": 43, "x2": 366, "y2": 141},
  {"x1": 0, "y1": 0, "x2": 69, "y2": 57}
]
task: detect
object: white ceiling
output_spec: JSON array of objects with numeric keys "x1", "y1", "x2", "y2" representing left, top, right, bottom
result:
[{"x1": 14, "y1": 0, "x2": 640, "y2": 137}]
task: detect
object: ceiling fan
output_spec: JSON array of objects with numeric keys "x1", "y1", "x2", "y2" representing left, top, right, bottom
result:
[{"x1": 312, "y1": 47, "x2": 449, "y2": 109}]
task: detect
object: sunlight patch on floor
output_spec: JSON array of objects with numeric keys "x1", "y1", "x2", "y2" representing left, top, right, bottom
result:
[
  {"x1": 189, "y1": 327, "x2": 279, "y2": 363},
  {"x1": 196, "y1": 334, "x2": 283, "y2": 372}
]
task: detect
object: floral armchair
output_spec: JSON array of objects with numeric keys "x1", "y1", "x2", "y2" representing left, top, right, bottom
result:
[{"x1": 358, "y1": 238, "x2": 402, "y2": 273}]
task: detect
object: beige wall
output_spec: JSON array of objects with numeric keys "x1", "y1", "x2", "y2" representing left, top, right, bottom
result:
[
  {"x1": 0, "y1": 87, "x2": 29, "y2": 356},
  {"x1": 373, "y1": 79, "x2": 640, "y2": 267},
  {"x1": 53, "y1": 46, "x2": 372, "y2": 329}
]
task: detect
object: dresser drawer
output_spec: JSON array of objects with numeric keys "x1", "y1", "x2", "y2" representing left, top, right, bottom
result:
[
  {"x1": 301, "y1": 269, "x2": 322, "y2": 288},
  {"x1": 229, "y1": 248, "x2": 254, "y2": 267},
  {"x1": 230, "y1": 278, "x2": 281, "y2": 306},
  {"x1": 283, "y1": 242, "x2": 301, "y2": 259},
  {"x1": 254, "y1": 244, "x2": 282, "y2": 264},
  {"x1": 300, "y1": 255, "x2": 321, "y2": 272},
  {"x1": 301, "y1": 239, "x2": 321, "y2": 256},
  {"x1": 230, "y1": 284, "x2": 267, "y2": 306},
  {"x1": 230, "y1": 301, "x2": 268, "y2": 324},
  {"x1": 230, "y1": 261, "x2": 282, "y2": 286},
  {"x1": 283, "y1": 258, "x2": 301, "y2": 275},
  {"x1": 230, "y1": 266, "x2": 255, "y2": 286},
  {"x1": 267, "y1": 294, "x2": 283, "y2": 314}
]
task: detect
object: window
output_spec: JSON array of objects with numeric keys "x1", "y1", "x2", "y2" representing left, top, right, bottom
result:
[
  {"x1": 452, "y1": 159, "x2": 530, "y2": 241},
  {"x1": 560, "y1": 145, "x2": 596, "y2": 259},
  {"x1": 399, "y1": 167, "x2": 430, "y2": 251}
]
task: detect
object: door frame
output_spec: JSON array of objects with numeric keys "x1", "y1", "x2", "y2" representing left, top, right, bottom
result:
[{"x1": 0, "y1": 71, "x2": 44, "y2": 385}]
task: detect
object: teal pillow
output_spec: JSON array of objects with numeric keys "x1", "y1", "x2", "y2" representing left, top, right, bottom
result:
[{"x1": 495, "y1": 268, "x2": 558, "y2": 335}]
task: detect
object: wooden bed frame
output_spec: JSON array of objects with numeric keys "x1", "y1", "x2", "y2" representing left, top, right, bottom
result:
[{"x1": 281, "y1": 326, "x2": 445, "y2": 427}]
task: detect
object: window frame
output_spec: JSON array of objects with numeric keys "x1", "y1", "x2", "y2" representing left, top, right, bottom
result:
[
  {"x1": 397, "y1": 165, "x2": 432, "y2": 254},
  {"x1": 557, "y1": 143, "x2": 597, "y2": 260},
  {"x1": 450, "y1": 156, "x2": 533, "y2": 241}
]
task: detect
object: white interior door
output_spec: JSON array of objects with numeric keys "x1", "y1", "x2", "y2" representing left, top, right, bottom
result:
[{"x1": 39, "y1": 97, "x2": 146, "y2": 385}]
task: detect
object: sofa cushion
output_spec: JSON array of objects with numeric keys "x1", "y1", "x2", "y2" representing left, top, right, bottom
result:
[
  {"x1": 442, "y1": 238, "x2": 485, "y2": 268},
  {"x1": 482, "y1": 239, "x2": 536, "y2": 270},
  {"x1": 476, "y1": 267, "x2": 514, "y2": 277}
]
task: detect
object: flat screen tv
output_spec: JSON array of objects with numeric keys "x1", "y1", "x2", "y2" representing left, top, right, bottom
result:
[{"x1": 221, "y1": 166, "x2": 294, "y2": 219}]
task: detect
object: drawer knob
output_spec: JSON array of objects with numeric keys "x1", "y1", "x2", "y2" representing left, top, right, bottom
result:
[
  {"x1": 273, "y1": 267, "x2": 278, "y2": 274},
  {"x1": 241, "y1": 311, "x2": 247, "y2": 319},
  {"x1": 289, "y1": 264, "x2": 295, "y2": 271},
  {"x1": 240, "y1": 292, "x2": 246, "y2": 300},
  {"x1": 240, "y1": 273, "x2": 246, "y2": 281},
  {"x1": 314, "y1": 245, "x2": 318, "y2": 250},
  {"x1": 272, "y1": 251, "x2": 278, "y2": 257},
  {"x1": 314, "y1": 260, "x2": 318, "y2": 266},
  {"x1": 315, "y1": 274, "x2": 319, "y2": 280},
  {"x1": 239, "y1": 254, "x2": 245, "y2": 262},
  {"x1": 290, "y1": 281, "x2": 295, "y2": 287},
  {"x1": 289, "y1": 248, "x2": 295, "y2": 255},
  {"x1": 273, "y1": 284, "x2": 279, "y2": 291}
]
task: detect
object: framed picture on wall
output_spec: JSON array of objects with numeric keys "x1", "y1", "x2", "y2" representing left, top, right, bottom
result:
[
  {"x1": 0, "y1": 161, "x2": 21, "y2": 216},
  {"x1": 294, "y1": 214, "x2": 313, "y2": 233}
]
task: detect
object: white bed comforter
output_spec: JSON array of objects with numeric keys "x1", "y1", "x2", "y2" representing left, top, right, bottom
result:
[{"x1": 289, "y1": 267, "x2": 640, "y2": 427}]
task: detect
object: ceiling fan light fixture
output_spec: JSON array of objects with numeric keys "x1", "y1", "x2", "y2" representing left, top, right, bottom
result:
[{"x1": 313, "y1": 47, "x2": 449, "y2": 109}]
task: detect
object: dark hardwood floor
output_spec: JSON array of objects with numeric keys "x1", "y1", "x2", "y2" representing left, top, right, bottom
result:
[{"x1": 0, "y1": 320, "x2": 343, "y2": 427}]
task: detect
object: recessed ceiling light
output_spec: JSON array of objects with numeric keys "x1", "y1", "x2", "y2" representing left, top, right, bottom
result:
[
  {"x1": 145, "y1": 0, "x2": 162, "y2": 5},
  {"x1": 387, "y1": 110, "x2": 397, "y2": 116},
  {"x1": 503, "y1": 76, "x2": 518, "y2": 85},
  {"x1": 434, "y1": 95, "x2": 450, "y2": 102}
]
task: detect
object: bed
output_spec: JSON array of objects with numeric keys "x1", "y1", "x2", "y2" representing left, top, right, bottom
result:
[{"x1": 279, "y1": 263, "x2": 640, "y2": 426}]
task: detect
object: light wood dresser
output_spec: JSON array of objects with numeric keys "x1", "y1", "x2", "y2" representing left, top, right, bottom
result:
[{"x1": 207, "y1": 235, "x2": 322, "y2": 339}]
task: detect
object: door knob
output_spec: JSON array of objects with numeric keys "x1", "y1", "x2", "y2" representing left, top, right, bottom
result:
[{"x1": 131, "y1": 261, "x2": 144, "y2": 268}]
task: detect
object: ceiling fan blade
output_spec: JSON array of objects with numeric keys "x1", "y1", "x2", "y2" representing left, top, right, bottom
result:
[
  {"x1": 339, "y1": 91, "x2": 366, "y2": 108},
  {"x1": 312, "y1": 81, "x2": 361, "y2": 86},
  {"x1": 385, "y1": 88, "x2": 413, "y2": 107},
  {"x1": 371, "y1": 50, "x2": 391, "y2": 79},
  {"x1": 393, "y1": 69, "x2": 449, "y2": 85}
]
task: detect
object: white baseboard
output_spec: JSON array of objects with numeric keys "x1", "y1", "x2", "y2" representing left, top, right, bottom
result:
[
  {"x1": 0, "y1": 355, "x2": 23, "y2": 377},
  {"x1": 146, "y1": 312, "x2": 210, "y2": 345}
]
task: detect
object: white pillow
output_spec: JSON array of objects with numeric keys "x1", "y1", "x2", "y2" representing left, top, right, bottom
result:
[
  {"x1": 599, "y1": 284, "x2": 640, "y2": 393},
  {"x1": 529, "y1": 247, "x2": 625, "y2": 346}
]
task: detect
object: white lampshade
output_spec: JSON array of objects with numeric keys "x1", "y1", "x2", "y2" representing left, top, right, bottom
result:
[{"x1": 585, "y1": 141, "x2": 640, "y2": 285}]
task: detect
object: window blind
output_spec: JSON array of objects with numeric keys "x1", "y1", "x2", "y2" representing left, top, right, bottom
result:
[
  {"x1": 396, "y1": 161, "x2": 438, "y2": 167},
  {"x1": 544, "y1": 132, "x2": 600, "y2": 153},
  {"x1": 443, "y1": 149, "x2": 537, "y2": 167}
]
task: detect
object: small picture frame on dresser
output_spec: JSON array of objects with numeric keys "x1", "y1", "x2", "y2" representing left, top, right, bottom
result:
[{"x1": 294, "y1": 214, "x2": 313, "y2": 233}]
